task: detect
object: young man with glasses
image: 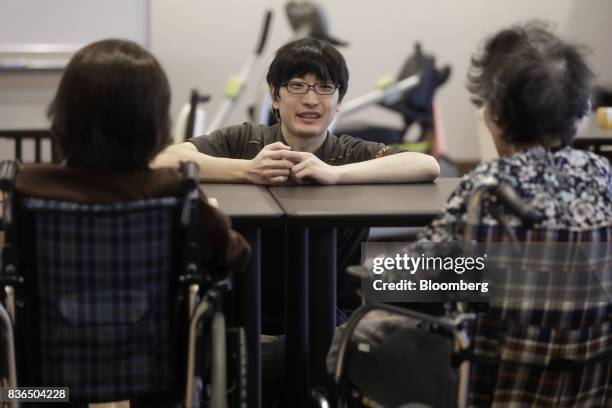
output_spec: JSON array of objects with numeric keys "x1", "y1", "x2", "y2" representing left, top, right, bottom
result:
[
  {"x1": 155, "y1": 38, "x2": 439, "y2": 333},
  {"x1": 155, "y1": 38, "x2": 439, "y2": 185}
]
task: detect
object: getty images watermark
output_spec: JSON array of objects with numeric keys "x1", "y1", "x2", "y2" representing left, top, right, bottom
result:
[{"x1": 360, "y1": 242, "x2": 612, "y2": 303}]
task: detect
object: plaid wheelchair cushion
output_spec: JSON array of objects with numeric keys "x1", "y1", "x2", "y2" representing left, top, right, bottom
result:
[
  {"x1": 465, "y1": 223, "x2": 612, "y2": 407},
  {"x1": 23, "y1": 197, "x2": 180, "y2": 402}
]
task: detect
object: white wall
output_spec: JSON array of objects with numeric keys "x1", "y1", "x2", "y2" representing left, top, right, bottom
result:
[
  {"x1": 151, "y1": 0, "x2": 612, "y2": 160},
  {"x1": 0, "y1": 0, "x2": 148, "y2": 47},
  {"x1": 1, "y1": 0, "x2": 611, "y2": 161},
  {"x1": 0, "y1": 0, "x2": 148, "y2": 161}
]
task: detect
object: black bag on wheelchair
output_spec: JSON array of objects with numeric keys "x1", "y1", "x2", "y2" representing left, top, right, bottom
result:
[{"x1": 332, "y1": 303, "x2": 470, "y2": 408}]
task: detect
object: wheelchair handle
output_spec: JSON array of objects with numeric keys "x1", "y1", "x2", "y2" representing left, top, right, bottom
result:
[
  {"x1": 493, "y1": 182, "x2": 544, "y2": 227},
  {"x1": 0, "y1": 160, "x2": 19, "y2": 191},
  {"x1": 179, "y1": 160, "x2": 200, "y2": 192},
  {"x1": 467, "y1": 178, "x2": 543, "y2": 228}
]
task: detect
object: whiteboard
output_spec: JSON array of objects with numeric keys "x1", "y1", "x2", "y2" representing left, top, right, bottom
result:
[{"x1": 0, "y1": 0, "x2": 149, "y2": 70}]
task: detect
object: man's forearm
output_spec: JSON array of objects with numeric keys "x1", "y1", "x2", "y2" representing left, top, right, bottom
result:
[
  {"x1": 152, "y1": 143, "x2": 249, "y2": 182},
  {"x1": 336, "y1": 152, "x2": 440, "y2": 184}
]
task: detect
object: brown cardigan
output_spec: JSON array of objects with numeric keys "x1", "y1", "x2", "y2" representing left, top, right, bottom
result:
[{"x1": 14, "y1": 164, "x2": 250, "y2": 273}]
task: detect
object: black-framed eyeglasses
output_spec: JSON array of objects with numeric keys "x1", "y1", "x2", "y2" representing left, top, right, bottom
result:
[{"x1": 282, "y1": 81, "x2": 338, "y2": 95}]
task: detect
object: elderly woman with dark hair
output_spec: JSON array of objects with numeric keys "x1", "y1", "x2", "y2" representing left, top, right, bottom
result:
[
  {"x1": 47, "y1": 39, "x2": 172, "y2": 170},
  {"x1": 16, "y1": 39, "x2": 249, "y2": 274},
  {"x1": 17, "y1": 39, "x2": 248, "y2": 273},
  {"x1": 12, "y1": 38, "x2": 250, "y2": 407}
]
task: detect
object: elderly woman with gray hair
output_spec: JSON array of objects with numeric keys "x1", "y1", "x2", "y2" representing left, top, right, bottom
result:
[
  {"x1": 328, "y1": 21, "x2": 612, "y2": 407},
  {"x1": 421, "y1": 21, "x2": 611, "y2": 241}
]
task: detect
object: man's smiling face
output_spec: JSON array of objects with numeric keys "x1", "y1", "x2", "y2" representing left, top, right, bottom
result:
[{"x1": 272, "y1": 73, "x2": 340, "y2": 142}]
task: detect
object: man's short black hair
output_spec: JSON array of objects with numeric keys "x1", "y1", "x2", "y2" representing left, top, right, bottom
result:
[
  {"x1": 467, "y1": 21, "x2": 593, "y2": 146},
  {"x1": 266, "y1": 38, "x2": 349, "y2": 102},
  {"x1": 48, "y1": 39, "x2": 172, "y2": 170}
]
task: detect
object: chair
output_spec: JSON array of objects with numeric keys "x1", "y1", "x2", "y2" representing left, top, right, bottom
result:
[
  {"x1": 0, "y1": 129, "x2": 57, "y2": 163},
  {"x1": 0, "y1": 160, "x2": 244, "y2": 407},
  {"x1": 331, "y1": 181, "x2": 612, "y2": 407},
  {"x1": 462, "y1": 182, "x2": 612, "y2": 407},
  {"x1": 334, "y1": 42, "x2": 451, "y2": 158}
]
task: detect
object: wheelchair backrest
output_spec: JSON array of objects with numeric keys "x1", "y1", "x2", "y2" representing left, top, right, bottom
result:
[
  {"x1": 16, "y1": 197, "x2": 184, "y2": 402},
  {"x1": 463, "y1": 222, "x2": 612, "y2": 407},
  {"x1": 0, "y1": 160, "x2": 206, "y2": 403}
]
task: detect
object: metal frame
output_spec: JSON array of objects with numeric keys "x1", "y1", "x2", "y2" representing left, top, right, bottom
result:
[
  {"x1": 0, "y1": 301, "x2": 17, "y2": 408},
  {"x1": 333, "y1": 302, "x2": 472, "y2": 408},
  {"x1": 0, "y1": 159, "x2": 238, "y2": 407}
]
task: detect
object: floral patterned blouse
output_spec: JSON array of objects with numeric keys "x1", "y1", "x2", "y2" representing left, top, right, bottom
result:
[{"x1": 420, "y1": 146, "x2": 612, "y2": 242}]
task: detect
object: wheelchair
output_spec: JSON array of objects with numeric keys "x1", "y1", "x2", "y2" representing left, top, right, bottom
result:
[
  {"x1": 329, "y1": 180, "x2": 612, "y2": 407},
  {"x1": 0, "y1": 160, "x2": 246, "y2": 408},
  {"x1": 333, "y1": 42, "x2": 451, "y2": 160}
]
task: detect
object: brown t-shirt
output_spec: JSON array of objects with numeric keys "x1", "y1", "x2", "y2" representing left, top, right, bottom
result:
[
  {"x1": 190, "y1": 123, "x2": 405, "y2": 333},
  {"x1": 15, "y1": 164, "x2": 250, "y2": 272},
  {"x1": 188, "y1": 122, "x2": 404, "y2": 164}
]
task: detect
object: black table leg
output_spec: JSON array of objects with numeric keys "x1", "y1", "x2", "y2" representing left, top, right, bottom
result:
[
  {"x1": 285, "y1": 224, "x2": 309, "y2": 407},
  {"x1": 35, "y1": 136, "x2": 42, "y2": 163},
  {"x1": 235, "y1": 228, "x2": 261, "y2": 408},
  {"x1": 14, "y1": 136, "x2": 22, "y2": 163},
  {"x1": 309, "y1": 228, "x2": 337, "y2": 392}
]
